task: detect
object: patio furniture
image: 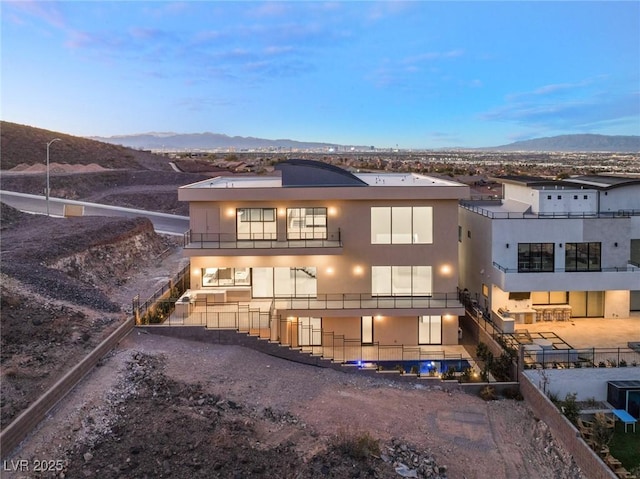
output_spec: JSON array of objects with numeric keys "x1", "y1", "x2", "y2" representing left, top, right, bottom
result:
[{"x1": 612, "y1": 408, "x2": 637, "y2": 433}]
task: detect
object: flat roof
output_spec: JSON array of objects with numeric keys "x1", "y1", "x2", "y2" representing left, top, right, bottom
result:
[
  {"x1": 181, "y1": 171, "x2": 465, "y2": 189},
  {"x1": 493, "y1": 174, "x2": 640, "y2": 191}
]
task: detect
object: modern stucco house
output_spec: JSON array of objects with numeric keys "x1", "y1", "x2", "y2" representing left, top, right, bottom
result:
[
  {"x1": 176, "y1": 159, "x2": 469, "y2": 360},
  {"x1": 458, "y1": 175, "x2": 640, "y2": 332}
]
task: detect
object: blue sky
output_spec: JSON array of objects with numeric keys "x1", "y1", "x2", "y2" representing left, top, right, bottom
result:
[{"x1": 2, "y1": 1, "x2": 639, "y2": 148}]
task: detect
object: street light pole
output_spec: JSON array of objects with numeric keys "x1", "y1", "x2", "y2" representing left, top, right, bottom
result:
[{"x1": 46, "y1": 138, "x2": 61, "y2": 216}]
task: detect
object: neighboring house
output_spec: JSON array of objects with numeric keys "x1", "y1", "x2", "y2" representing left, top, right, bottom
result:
[
  {"x1": 458, "y1": 175, "x2": 640, "y2": 332},
  {"x1": 177, "y1": 159, "x2": 469, "y2": 354}
]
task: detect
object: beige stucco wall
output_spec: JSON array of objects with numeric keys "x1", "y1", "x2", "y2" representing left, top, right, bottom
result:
[
  {"x1": 182, "y1": 178, "x2": 467, "y2": 346},
  {"x1": 322, "y1": 317, "x2": 361, "y2": 340},
  {"x1": 187, "y1": 198, "x2": 460, "y2": 296}
]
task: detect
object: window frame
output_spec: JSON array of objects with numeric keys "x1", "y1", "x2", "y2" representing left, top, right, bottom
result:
[
  {"x1": 517, "y1": 243, "x2": 555, "y2": 273},
  {"x1": 286, "y1": 207, "x2": 328, "y2": 240},
  {"x1": 371, "y1": 265, "x2": 432, "y2": 296},
  {"x1": 236, "y1": 208, "x2": 276, "y2": 240},
  {"x1": 370, "y1": 206, "x2": 433, "y2": 244},
  {"x1": 565, "y1": 242, "x2": 601, "y2": 272}
]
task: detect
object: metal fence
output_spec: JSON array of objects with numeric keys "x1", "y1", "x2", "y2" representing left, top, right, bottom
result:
[
  {"x1": 133, "y1": 263, "x2": 190, "y2": 324},
  {"x1": 184, "y1": 230, "x2": 342, "y2": 249},
  {"x1": 276, "y1": 292, "x2": 463, "y2": 310},
  {"x1": 460, "y1": 201, "x2": 640, "y2": 220},
  {"x1": 522, "y1": 347, "x2": 640, "y2": 369}
]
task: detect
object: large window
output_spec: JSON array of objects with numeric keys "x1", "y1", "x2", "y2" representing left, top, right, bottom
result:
[
  {"x1": 251, "y1": 267, "x2": 317, "y2": 298},
  {"x1": 371, "y1": 266, "x2": 432, "y2": 296},
  {"x1": 418, "y1": 316, "x2": 441, "y2": 344},
  {"x1": 565, "y1": 242, "x2": 601, "y2": 272},
  {"x1": 371, "y1": 207, "x2": 433, "y2": 244},
  {"x1": 518, "y1": 243, "x2": 554, "y2": 272},
  {"x1": 237, "y1": 208, "x2": 276, "y2": 240},
  {"x1": 202, "y1": 267, "x2": 250, "y2": 287},
  {"x1": 287, "y1": 208, "x2": 327, "y2": 240}
]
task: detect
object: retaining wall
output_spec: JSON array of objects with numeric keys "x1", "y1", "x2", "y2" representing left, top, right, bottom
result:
[
  {"x1": 1, "y1": 317, "x2": 135, "y2": 459},
  {"x1": 519, "y1": 372, "x2": 616, "y2": 479}
]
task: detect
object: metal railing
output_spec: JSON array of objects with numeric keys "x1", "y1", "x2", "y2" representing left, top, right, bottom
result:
[
  {"x1": 460, "y1": 201, "x2": 640, "y2": 219},
  {"x1": 492, "y1": 261, "x2": 639, "y2": 274},
  {"x1": 282, "y1": 321, "x2": 463, "y2": 367},
  {"x1": 169, "y1": 301, "x2": 273, "y2": 339},
  {"x1": 275, "y1": 292, "x2": 463, "y2": 310},
  {"x1": 133, "y1": 264, "x2": 190, "y2": 323},
  {"x1": 184, "y1": 230, "x2": 342, "y2": 249},
  {"x1": 522, "y1": 347, "x2": 640, "y2": 369}
]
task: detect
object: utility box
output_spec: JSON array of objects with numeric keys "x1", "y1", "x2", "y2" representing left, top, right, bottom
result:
[{"x1": 607, "y1": 380, "x2": 640, "y2": 419}]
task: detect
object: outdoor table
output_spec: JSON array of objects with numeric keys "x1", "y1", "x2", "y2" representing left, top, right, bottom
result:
[{"x1": 612, "y1": 409, "x2": 637, "y2": 433}]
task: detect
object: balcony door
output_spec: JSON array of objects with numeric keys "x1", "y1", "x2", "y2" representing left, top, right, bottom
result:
[{"x1": 418, "y1": 316, "x2": 441, "y2": 345}]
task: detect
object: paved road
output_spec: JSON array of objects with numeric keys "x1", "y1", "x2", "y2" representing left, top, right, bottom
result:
[{"x1": 0, "y1": 190, "x2": 189, "y2": 236}]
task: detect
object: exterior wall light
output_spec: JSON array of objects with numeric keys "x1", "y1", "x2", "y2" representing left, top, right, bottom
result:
[
  {"x1": 440, "y1": 264, "x2": 452, "y2": 276},
  {"x1": 226, "y1": 208, "x2": 235, "y2": 217},
  {"x1": 326, "y1": 267, "x2": 334, "y2": 275},
  {"x1": 353, "y1": 265, "x2": 364, "y2": 276},
  {"x1": 328, "y1": 206, "x2": 337, "y2": 216}
]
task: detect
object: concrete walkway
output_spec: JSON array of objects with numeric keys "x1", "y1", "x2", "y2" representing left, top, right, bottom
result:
[{"x1": 515, "y1": 312, "x2": 640, "y2": 349}]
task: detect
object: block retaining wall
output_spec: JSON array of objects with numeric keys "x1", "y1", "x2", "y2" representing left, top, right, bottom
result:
[
  {"x1": 1, "y1": 317, "x2": 135, "y2": 459},
  {"x1": 519, "y1": 372, "x2": 616, "y2": 479}
]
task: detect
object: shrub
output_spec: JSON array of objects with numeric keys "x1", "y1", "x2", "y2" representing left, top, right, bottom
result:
[
  {"x1": 442, "y1": 366, "x2": 456, "y2": 380},
  {"x1": 491, "y1": 353, "x2": 514, "y2": 381},
  {"x1": 502, "y1": 387, "x2": 524, "y2": 401},
  {"x1": 560, "y1": 393, "x2": 580, "y2": 425},
  {"x1": 476, "y1": 342, "x2": 490, "y2": 362},
  {"x1": 331, "y1": 429, "x2": 380, "y2": 459},
  {"x1": 591, "y1": 412, "x2": 614, "y2": 450},
  {"x1": 479, "y1": 386, "x2": 497, "y2": 401},
  {"x1": 459, "y1": 367, "x2": 474, "y2": 382}
]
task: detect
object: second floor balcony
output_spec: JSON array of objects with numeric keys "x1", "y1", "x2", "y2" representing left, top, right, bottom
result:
[
  {"x1": 184, "y1": 230, "x2": 343, "y2": 253},
  {"x1": 491, "y1": 261, "x2": 640, "y2": 291}
]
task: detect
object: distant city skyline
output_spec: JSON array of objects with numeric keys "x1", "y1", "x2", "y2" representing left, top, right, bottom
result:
[{"x1": 2, "y1": 1, "x2": 639, "y2": 149}]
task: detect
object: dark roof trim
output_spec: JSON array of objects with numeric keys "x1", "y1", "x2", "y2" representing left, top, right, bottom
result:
[{"x1": 274, "y1": 159, "x2": 368, "y2": 187}]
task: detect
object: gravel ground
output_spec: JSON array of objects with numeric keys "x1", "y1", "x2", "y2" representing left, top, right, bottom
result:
[{"x1": 4, "y1": 329, "x2": 585, "y2": 479}]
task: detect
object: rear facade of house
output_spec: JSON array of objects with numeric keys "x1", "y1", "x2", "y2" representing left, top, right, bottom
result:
[
  {"x1": 458, "y1": 175, "x2": 640, "y2": 332},
  {"x1": 177, "y1": 160, "x2": 469, "y2": 358}
]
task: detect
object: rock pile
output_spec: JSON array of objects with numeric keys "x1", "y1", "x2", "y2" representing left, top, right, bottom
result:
[{"x1": 382, "y1": 438, "x2": 447, "y2": 479}]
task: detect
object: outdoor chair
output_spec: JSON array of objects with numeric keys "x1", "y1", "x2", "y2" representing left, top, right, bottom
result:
[
  {"x1": 615, "y1": 467, "x2": 634, "y2": 479},
  {"x1": 605, "y1": 455, "x2": 622, "y2": 470}
]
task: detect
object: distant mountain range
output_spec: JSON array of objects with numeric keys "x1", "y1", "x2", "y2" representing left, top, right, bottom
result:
[
  {"x1": 88, "y1": 132, "x2": 364, "y2": 152},
  {"x1": 487, "y1": 134, "x2": 640, "y2": 152},
  {"x1": 89, "y1": 132, "x2": 640, "y2": 153}
]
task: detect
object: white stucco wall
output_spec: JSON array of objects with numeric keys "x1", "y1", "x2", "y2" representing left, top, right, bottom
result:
[{"x1": 524, "y1": 367, "x2": 640, "y2": 401}]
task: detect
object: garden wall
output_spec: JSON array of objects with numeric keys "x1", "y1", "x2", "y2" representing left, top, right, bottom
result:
[{"x1": 519, "y1": 372, "x2": 616, "y2": 479}]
